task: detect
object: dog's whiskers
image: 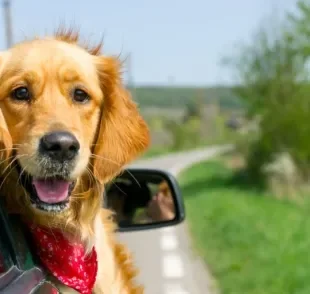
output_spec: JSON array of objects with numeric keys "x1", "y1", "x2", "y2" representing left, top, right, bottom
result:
[
  {"x1": 123, "y1": 169, "x2": 141, "y2": 188},
  {"x1": 109, "y1": 182, "x2": 128, "y2": 196},
  {"x1": 87, "y1": 161, "x2": 107, "y2": 196},
  {"x1": 0, "y1": 154, "x2": 18, "y2": 166},
  {"x1": 0, "y1": 155, "x2": 26, "y2": 191},
  {"x1": 87, "y1": 166, "x2": 102, "y2": 197},
  {"x1": 15, "y1": 161, "x2": 32, "y2": 197},
  {"x1": 17, "y1": 160, "x2": 31, "y2": 186},
  {"x1": 0, "y1": 147, "x2": 19, "y2": 153},
  {"x1": 1, "y1": 154, "x2": 28, "y2": 176},
  {"x1": 86, "y1": 166, "x2": 95, "y2": 185},
  {"x1": 88, "y1": 155, "x2": 141, "y2": 198},
  {"x1": 89, "y1": 157, "x2": 140, "y2": 188},
  {"x1": 90, "y1": 154, "x2": 121, "y2": 167},
  {"x1": 0, "y1": 144, "x2": 29, "y2": 157},
  {"x1": 0, "y1": 147, "x2": 21, "y2": 164}
]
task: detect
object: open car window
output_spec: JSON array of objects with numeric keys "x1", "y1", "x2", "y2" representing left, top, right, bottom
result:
[{"x1": 0, "y1": 199, "x2": 59, "y2": 294}]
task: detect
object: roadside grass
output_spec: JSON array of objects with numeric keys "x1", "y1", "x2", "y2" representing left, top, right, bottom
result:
[
  {"x1": 179, "y1": 158, "x2": 310, "y2": 294},
  {"x1": 142, "y1": 146, "x2": 172, "y2": 159}
]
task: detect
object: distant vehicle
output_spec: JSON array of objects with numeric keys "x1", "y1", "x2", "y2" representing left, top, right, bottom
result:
[{"x1": 226, "y1": 116, "x2": 242, "y2": 130}]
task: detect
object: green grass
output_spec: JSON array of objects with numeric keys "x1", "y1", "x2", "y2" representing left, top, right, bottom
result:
[
  {"x1": 179, "y1": 159, "x2": 310, "y2": 294},
  {"x1": 141, "y1": 146, "x2": 172, "y2": 159}
]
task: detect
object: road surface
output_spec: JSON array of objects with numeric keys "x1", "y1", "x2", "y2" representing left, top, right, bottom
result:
[{"x1": 117, "y1": 145, "x2": 233, "y2": 294}]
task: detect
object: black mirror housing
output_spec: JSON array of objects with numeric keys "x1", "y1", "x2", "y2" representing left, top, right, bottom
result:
[{"x1": 105, "y1": 168, "x2": 186, "y2": 232}]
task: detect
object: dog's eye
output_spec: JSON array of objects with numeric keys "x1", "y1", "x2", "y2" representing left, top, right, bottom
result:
[
  {"x1": 11, "y1": 87, "x2": 31, "y2": 101},
  {"x1": 73, "y1": 89, "x2": 90, "y2": 103}
]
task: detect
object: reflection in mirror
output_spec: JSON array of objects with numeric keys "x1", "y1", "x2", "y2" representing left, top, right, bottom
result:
[{"x1": 105, "y1": 173, "x2": 176, "y2": 228}]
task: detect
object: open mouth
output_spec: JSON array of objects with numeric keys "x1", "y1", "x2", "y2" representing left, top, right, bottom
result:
[{"x1": 16, "y1": 161, "x2": 75, "y2": 213}]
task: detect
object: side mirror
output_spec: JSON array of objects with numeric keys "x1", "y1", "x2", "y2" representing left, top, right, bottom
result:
[{"x1": 105, "y1": 168, "x2": 185, "y2": 232}]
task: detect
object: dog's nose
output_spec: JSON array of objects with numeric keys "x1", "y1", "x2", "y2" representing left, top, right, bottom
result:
[{"x1": 39, "y1": 131, "x2": 80, "y2": 161}]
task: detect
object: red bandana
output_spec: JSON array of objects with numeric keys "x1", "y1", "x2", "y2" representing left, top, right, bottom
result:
[{"x1": 28, "y1": 224, "x2": 98, "y2": 294}]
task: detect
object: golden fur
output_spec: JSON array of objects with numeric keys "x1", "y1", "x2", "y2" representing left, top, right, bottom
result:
[{"x1": 0, "y1": 28, "x2": 149, "y2": 293}]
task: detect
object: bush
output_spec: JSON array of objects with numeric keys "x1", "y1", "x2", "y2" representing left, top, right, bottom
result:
[
  {"x1": 225, "y1": 4, "x2": 310, "y2": 189},
  {"x1": 165, "y1": 117, "x2": 202, "y2": 151}
]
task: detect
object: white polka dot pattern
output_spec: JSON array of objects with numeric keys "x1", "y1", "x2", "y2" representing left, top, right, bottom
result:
[{"x1": 28, "y1": 224, "x2": 98, "y2": 294}]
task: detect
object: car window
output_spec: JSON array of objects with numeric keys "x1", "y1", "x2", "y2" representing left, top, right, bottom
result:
[
  {"x1": 0, "y1": 231, "x2": 13, "y2": 275},
  {"x1": 0, "y1": 210, "x2": 36, "y2": 272},
  {"x1": 0, "y1": 201, "x2": 49, "y2": 293}
]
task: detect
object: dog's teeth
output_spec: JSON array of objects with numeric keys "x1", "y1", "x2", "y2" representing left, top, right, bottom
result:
[{"x1": 35, "y1": 202, "x2": 69, "y2": 213}]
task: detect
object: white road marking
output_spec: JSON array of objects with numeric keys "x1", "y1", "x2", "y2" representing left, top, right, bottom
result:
[
  {"x1": 160, "y1": 234, "x2": 179, "y2": 251},
  {"x1": 160, "y1": 228, "x2": 188, "y2": 293},
  {"x1": 162, "y1": 253, "x2": 185, "y2": 278},
  {"x1": 163, "y1": 283, "x2": 190, "y2": 294}
]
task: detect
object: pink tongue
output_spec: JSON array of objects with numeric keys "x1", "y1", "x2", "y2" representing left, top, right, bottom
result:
[{"x1": 32, "y1": 179, "x2": 70, "y2": 204}]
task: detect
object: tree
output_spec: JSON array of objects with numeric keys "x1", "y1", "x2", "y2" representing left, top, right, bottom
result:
[
  {"x1": 224, "y1": 9, "x2": 310, "y2": 181},
  {"x1": 287, "y1": 0, "x2": 310, "y2": 61}
]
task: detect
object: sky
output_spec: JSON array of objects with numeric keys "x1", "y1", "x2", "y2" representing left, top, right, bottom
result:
[{"x1": 0, "y1": 0, "x2": 298, "y2": 86}]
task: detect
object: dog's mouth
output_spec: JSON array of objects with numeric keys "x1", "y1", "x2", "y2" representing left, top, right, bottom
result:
[
  {"x1": 16, "y1": 161, "x2": 75, "y2": 213},
  {"x1": 31, "y1": 178, "x2": 75, "y2": 212}
]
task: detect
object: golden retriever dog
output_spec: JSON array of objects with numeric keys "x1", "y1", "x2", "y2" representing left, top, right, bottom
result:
[{"x1": 0, "y1": 28, "x2": 150, "y2": 293}]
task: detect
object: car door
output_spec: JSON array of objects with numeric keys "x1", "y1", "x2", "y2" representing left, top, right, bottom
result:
[{"x1": 0, "y1": 199, "x2": 59, "y2": 294}]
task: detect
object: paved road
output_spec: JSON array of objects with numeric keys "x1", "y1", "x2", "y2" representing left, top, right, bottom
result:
[{"x1": 117, "y1": 145, "x2": 233, "y2": 294}]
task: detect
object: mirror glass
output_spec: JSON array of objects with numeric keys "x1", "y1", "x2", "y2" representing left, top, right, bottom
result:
[{"x1": 105, "y1": 172, "x2": 177, "y2": 227}]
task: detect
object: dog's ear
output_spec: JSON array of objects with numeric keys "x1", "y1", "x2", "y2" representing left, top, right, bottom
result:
[
  {"x1": 93, "y1": 56, "x2": 150, "y2": 184},
  {"x1": 0, "y1": 52, "x2": 12, "y2": 161}
]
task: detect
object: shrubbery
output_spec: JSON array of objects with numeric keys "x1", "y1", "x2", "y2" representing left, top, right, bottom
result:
[{"x1": 226, "y1": 0, "x2": 310, "y2": 196}]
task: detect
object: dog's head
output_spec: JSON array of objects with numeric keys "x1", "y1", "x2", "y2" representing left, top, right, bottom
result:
[{"x1": 0, "y1": 30, "x2": 149, "y2": 226}]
